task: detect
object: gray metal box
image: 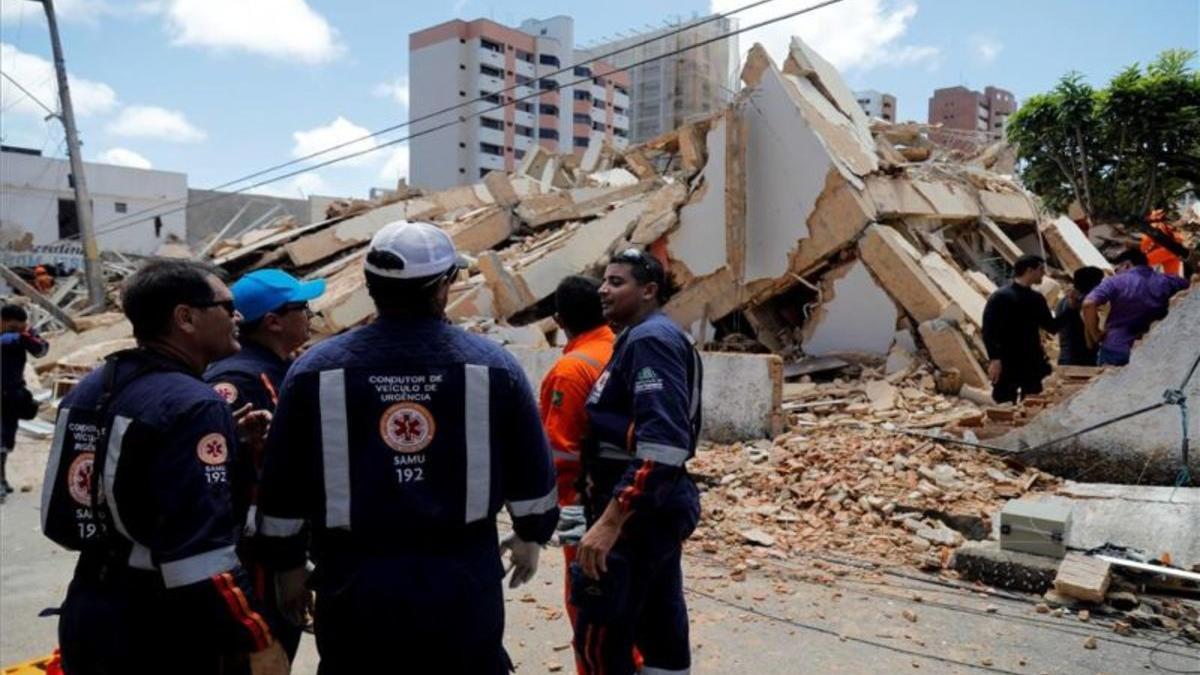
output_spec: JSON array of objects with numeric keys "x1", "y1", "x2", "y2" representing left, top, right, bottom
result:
[{"x1": 999, "y1": 500, "x2": 1072, "y2": 559}]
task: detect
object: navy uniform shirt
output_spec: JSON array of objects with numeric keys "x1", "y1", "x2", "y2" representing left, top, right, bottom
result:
[
  {"x1": 585, "y1": 311, "x2": 702, "y2": 518},
  {"x1": 257, "y1": 316, "x2": 558, "y2": 572},
  {"x1": 1, "y1": 329, "x2": 49, "y2": 396},
  {"x1": 205, "y1": 339, "x2": 290, "y2": 414},
  {"x1": 48, "y1": 349, "x2": 273, "y2": 653}
]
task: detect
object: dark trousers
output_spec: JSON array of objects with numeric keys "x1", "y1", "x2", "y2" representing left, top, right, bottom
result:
[
  {"x1": 992, "y1": 360, "x2": 1048, "y2": 404},
  {"x1": 245, "y1": 559, "x2": 302, "y2": 661},
  {"x1": 311, "y1": 551, "x2": 511, "y2": 675},
  {"x1": 571, "y1": 536, "x2": 691, "y2": 675}
]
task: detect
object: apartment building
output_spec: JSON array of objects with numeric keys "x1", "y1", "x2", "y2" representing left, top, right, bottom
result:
[
  {"x1": 927, "y1": 85, "x2": 1016, "y2": 142},
  {"x1": 409, "y1": 16, "x2": 630, "y2": 190},
  {"x1": 577, "y1": 15, "x2": 739, "y2": 143},
  {"x1": 853, "y1": 90, "x2": 897, "y2": 122}
]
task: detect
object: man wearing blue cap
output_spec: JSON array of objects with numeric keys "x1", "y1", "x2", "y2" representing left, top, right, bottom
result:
[
  {"x1": 256, "y1": 220, "x2": 558, "y2": 674},
  {"x1": 205, "y1": 268, "x2": 325, "y2": 663}
]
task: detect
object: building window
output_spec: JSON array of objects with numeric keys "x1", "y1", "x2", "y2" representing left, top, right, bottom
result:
[
  {"x1": 515, "y1": 101, "x2": 534, "y2": 113},
  {"x1": 539, "y1": 104, "x2": 559, "y2": 116},
  {"x1": 592, "y1": 98, "x2": 605, "y2": 109},
  {"x1": 573, "y1": 113, "x2": 590, "y2": 124},
  {"x1": 480, "y1": 38, "x2": 503, "y2": 53},
  {"x1": 614, "y1": 85, "x2": 629, "y2": 97},
  {"x1": 480, "y1": 90, "x2": 501, "y2": 104},
  {"x1": 480, "y1": 117, "x2": 504, "y2": 131},
  {"x1": 538, "y1": 78, "x2": 558, "y2": 90},
  {"x1": 459, "y1": 142, "x2": 466, "y2": 148},
  {"x1": 114, "y1": 202, "x2": 127, "y2": 213},
  {"x1": 479, "y1": 142, "x2": 503, "y2": 156},
  {"x1": 573, "y1": 136, "x2": 589, "y2": 147},
  {"x1": 613, "y1": 106, "x2": 625, "y2": 115},
  {"x1": 538, "y1": 128, "x2": 559, "y2": 140},
  {"x1": 574, "y1": 66, "x2": 592, "y2": 77},
  {"x1": 515, "y1": 74, "x2": 532, "y2": 86},
  {"x1": 514, "y1": 124, "x2": 533, "y2": 137},
  {"x1": 614, "y1": 128, "x2": 628, "y2": 139},
  {"x1": 514, "y1": 149, "x2": 526, "y2": 159},
  {"x1": 538, "y1": 54, "x2": 560, "y2": 66},
  {"x1": 516, "y1": 50, "x2": 534, "y2": 63},
  {"x1": 573, "y1": 90, "x2": 591, "y2": 101},
  {"x1": 480, "y1": 64, "x2": 503, "y2": 78},
  {"x1": 459, "y1": 168, "x2": 466, "y2": 174}
]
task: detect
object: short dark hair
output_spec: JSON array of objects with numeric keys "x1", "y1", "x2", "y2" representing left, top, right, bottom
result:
[
  {"x1": 609, "y1": 248, "x2": 674, "y2": 304},
  {"x1": 1072, "y1": 266, "x2": 1105, "y2": 294},
  {"x1": 555, "y1": 275, "x2": 605, "y2": 334},
  {"x1": 1012, "y1": 254, "x2": 1045, "y2": 276},
  {"x1": 1113, "y1": 248, "x2": 1148, "y2": 267},
  {"x1": 122, "y1": 260, "x2": 216, "y2": 341},
  {"x1": 364, "y1": 266, "x2": 452, "y2": 317},
  {"x1": 1, "y1": 304, "x2": 28, "y2": 322}
]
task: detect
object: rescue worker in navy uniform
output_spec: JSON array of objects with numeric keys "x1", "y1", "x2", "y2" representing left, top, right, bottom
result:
[
  {"x1": 45, "y1": 260, "x2": 288, "y2": 674},
  {"x1": 574, "y1": 248, "x2": 702, "y2": 675},
  {"x1": 256, "y1": 220, "x2": 559, "y2": 674},
  {"x1": 205, "y1": 268, "x2": 326, "y2": 662}
]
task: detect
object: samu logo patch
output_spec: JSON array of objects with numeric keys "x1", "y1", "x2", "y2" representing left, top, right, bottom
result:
[{"x1": 634, "y1": 366, "x2": 663, "y2": 393}]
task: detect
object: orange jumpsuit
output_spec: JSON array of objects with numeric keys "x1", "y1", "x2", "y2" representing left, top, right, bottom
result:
[
  {"x1": 1140, "y1": 222, "x2": 1184, "y2": 277},
  {"x1": 538, "y1": 324, "x2": 614, "y2": 674}
]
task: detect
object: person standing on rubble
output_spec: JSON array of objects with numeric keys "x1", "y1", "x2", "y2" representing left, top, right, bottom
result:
[
  {"x1": 982, "y1": 254, "x2": 1058, "y2": 403},
  {"x1": 574, "y1": 248, "x2": 702, "y2": 675},
  {"x1": 1083, "y1": 248, "x2": 1190, "y2": 367},
  {"x1": 42, "y1": 260, "x2": 289, "y2": 674},
  {"x1": 255, "y1": 220, "x2": 558, "y2": 674},
  {"x1": 539, "y1": 275, "x2": 615, "y2": 670},
  {"x1": 1056, "y1": 266, "x2": 1105, "y2": 367},
  {"x1": 1, "y1": 304, "x2": 49, "y2": 496},
  {"x1": 204, "y1": 268, "x2": 326, "y2": 664}
]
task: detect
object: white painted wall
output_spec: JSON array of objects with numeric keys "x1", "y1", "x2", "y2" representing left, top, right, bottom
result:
[
  {"x1": 671, "y1": 118, "x2": 727, "y2": 278},
  {"x1": 0, "y1": 149, "x2": 186, "y2": 254},
  {"x1": 410, "y1": 38, "x2": 474, "y2": 190},
  {"x1": 802, "y1": 260, "x2": 899, "y2": 356}
]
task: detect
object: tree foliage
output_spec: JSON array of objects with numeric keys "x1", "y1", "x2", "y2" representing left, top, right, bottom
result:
[{"x1": 1007, "y1": 49, "x2": 1200, "y2": 225}]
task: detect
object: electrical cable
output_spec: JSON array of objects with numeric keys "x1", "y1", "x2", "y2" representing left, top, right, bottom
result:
[
  {"x1": 1149, "y1": 633, "x2": 1200, "y2": 674},
  {"x1": 1, "y1": 70, "x2": 58, "y2": 117},
  {"x1": 50, "y1": 0, "x2": 793, "y2": 240},
  {"x1": 58, "y1": 0, "x2": 851, "y2": 242}
]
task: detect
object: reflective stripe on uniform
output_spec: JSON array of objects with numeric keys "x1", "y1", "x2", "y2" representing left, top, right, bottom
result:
[
  {"x1": 464, "y1": 364, "x2": 491, "y2": 523},
  {"x1": 260, "y1": 515, "x2": 306, "y2": 537},
  {"x1": 552, "y1": 449, "x2": 580, "y2": 463},
  {"x1": 565, "y1": 351, "x2": 603, "y2": 370},
  {"x1": 160, "y1": 544, "x2": 238, "y2": 589},
  {"x1": 635, "y1": 442, "x2": 689, "y2": 466},
  {"x1": 597, "y1": 442, "x2": 631, "y2": 461},
  {"x1": 40, "y1": 409, "x2": 71, "y2": 532},
  {"x1": 102, "y1": 415, "x2": 135, "y2": 540},
  {"x1": 508, "y1": 486, "x2": 558, "y2": 517},
  {"x1": 640, "y1": 667, "x2": 690, "y2": 675},
  {"x1": 320, "y1": 369, "x2": 351, "y2": 530},
  {"x1": 243, "y1": 504, "x2": 258, "y2": 537},
  {"x1": 128, "y1": 542, "x2": 154, "y2": 570}
]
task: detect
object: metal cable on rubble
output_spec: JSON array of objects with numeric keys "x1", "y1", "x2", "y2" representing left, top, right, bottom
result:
[
  {"x1": 1149, "y1": 633, "x2": 1200, "y2": 674},
  {"x1": 54, "y1": 0, "x2": 832, "y2": 243}
]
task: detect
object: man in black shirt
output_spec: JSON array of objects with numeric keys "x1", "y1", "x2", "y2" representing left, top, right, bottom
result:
[
  {"x1": 1056, "y1": 267, "x2": 1105, "y2": 366},
  {"x1": 981, "y1": 255, "x2": 1058, "y2": 403}
]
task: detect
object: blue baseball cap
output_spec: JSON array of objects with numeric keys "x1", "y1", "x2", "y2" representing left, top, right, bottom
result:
[{"x1": 231, "y1": 269, "x2": 326, "y2": 322}]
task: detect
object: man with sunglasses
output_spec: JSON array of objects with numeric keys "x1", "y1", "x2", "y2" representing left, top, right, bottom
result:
[
  {"x1": 205, "y1": 268, "x2": 326, "y2": 663},
  {"x1": 573, "y1": 248, "x2": 702, "y2": 675},
  {"x1": 44, "y1": 260, "x2": 288, "y2": 674},
  {"x1": 256, "y1": 220, "x2": 558, "y2": 674}
]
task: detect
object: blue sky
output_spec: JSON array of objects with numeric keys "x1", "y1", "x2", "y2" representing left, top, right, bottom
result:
[{"x1": 1, "y1": 0, "x2": 1196, "y2": 201}]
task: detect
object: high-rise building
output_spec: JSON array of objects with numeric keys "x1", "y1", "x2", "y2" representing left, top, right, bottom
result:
[
  {"x1": 853, "y1": 90, "x2": 897, "y2": 122},
  {"x1": 577, "y1": 15, "x2": 739, "y2": 143},
  {"x1": 927, "y1": 85, "x2": 1016, "y2": 142},
  {"x1": 408, "y1": 16, "x2": 630, "y2": 190}
]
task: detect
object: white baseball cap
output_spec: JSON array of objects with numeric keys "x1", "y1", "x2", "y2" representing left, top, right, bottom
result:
[{"x1": 363, "y1": 220, "x2": 468, "y2": 280}]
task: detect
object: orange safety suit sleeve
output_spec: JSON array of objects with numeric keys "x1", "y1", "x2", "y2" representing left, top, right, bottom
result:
[{"x1": 539, "y1": 359, "x2": 595, "y2": 505}]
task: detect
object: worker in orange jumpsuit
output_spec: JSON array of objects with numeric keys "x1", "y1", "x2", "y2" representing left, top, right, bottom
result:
[
  {"x1": 1140, "y1": 210, "x2": 1184, "y2": 277},
  {"x1": 538, "y1": 275, "x2": 614, "y2": 674},
  {"x1": 33, "y1": 265, "x2": 53, "y2": 293}
]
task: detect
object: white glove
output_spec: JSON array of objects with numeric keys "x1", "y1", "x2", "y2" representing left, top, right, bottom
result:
[{"x1": 499, "y1": 533, "x2": 541, "y2": 588}]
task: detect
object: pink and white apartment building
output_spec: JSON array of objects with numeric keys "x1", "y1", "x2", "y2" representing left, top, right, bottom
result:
[{"x1": 408, "y1": 16, "x2": 631, "y2": 190}]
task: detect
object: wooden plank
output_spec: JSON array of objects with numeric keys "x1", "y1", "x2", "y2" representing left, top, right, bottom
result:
[
  {"x1": 1054, "y1": 553, "x2": 1112, "y2": 603},
  {"x1": 0, "y1": 265, "x2": 80, "y2": 331}
]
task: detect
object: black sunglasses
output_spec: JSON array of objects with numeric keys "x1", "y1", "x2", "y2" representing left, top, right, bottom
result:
[{"x1": 190, "y1": 299, "x2": 237, "y2": 316}]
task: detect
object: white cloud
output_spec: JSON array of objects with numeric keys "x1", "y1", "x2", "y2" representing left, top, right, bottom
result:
[
  {"x1": 970, "y1": 34, "x2": 1003, "y2": 64},
  {"x1": 0, "y1": 43, "x2": 118, "y2": 119},
  {"x1": 292, "y1": 116, "x2": 377, "y2": 167},
  {"x1": 372, "y1": 77, "x2": 410, "y2": 108},
  {"x1": 710, "y1": 0, "x2": 939, "y2": 72},
  {"x1": 96, "y1": 147, "x2": 152, "y2": 169},
  {"x1": 378, "y1": 144, "x2": 409, "y2": 183},
  {"x1": 249, "y1": 171, "x2": 328, "y2": 198},
  {"x1": 159, "y1": 0, "x2": 342, "y2": 64},
  {"x1": 106, "y1": 105, "x2": 206, "y2": 142}
]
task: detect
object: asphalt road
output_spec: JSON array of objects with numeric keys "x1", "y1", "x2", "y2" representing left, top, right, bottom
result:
[{"x1": 3, "y1": 435, "x2": 1194, "y2": 673}]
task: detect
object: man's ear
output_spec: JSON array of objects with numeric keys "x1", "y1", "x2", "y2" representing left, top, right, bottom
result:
[
  {"x1": 642, "y1": 281, "x2": 659, "y2": 303},
  {"x1": 173, "y1": 304, "x2": 197, "y2": 335}
]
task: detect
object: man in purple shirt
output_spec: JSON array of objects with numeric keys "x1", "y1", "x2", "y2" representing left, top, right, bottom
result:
[{"x1": 1083, "y1": 249, "x2": 1190, "y2": 366}]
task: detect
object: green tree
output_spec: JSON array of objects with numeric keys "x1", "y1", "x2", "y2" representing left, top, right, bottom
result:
[{"x1": 1008, "y1": 49, "x2": 1200, "y2": 251}]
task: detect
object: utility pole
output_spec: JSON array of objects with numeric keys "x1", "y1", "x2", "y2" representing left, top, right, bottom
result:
[{"x1": 38, "y1": 0, "x2": 106, "y2": 311}]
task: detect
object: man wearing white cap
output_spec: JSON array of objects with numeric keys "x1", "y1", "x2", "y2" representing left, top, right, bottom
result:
[{"x1": 256, "y1": 220, "x2": 558, "y2": 673}]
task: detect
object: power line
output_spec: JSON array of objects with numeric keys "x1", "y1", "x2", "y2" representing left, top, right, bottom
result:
[
  {"x1": 66, "y1": 0, "x2": 850, "y2": 243},
  {"x1": 55, "y1": 0, "x2": 787, "y2": 240},
  {"x1": 1, "y1": 70, "x2": 58, "y2": 117}
]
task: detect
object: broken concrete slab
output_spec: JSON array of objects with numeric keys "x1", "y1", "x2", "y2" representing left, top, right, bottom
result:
[
  {"x1": 801, "y1": 260, "x2": 898, "y2": 357},
  {"x1": 859, "y1": 225, "x2": 951, "y2": 322},
  {"x1": 1041, "y1": 216, "x2": 1114, "y2": 273},
  {"x1": 670, "y1": 118, "x2": 728, "y2": 279},
  {"x1": 980, "y1": 190, "x2": 1037, "y2": 222},
  {"x1": 911, "y1": 180, "x2": 980, "y2": 219},
  {"x1": 483, "y1": 171, "x2": 520, "y2": 207},
  {"x1": 781, "y1": 36, "x2": 876, "y2": 156},
  {"x1": 918, "y1": 319, "x2": 989, "y2": 389},
  {"x1": 978, "y1": 217, "x2": 1025, "y2": 264},
  {"x1": 780, "y1": 73, "x2": 878, "y2": 180},
  {"x1": 628, "y1": 181, "x2": 688, "y2": 246},
  {"x1": 443, "y1": 206, "x2": 515, "y2": 255},
  {"x1": 919, "y1": 252, "x2": 988, "y2": 328}
]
